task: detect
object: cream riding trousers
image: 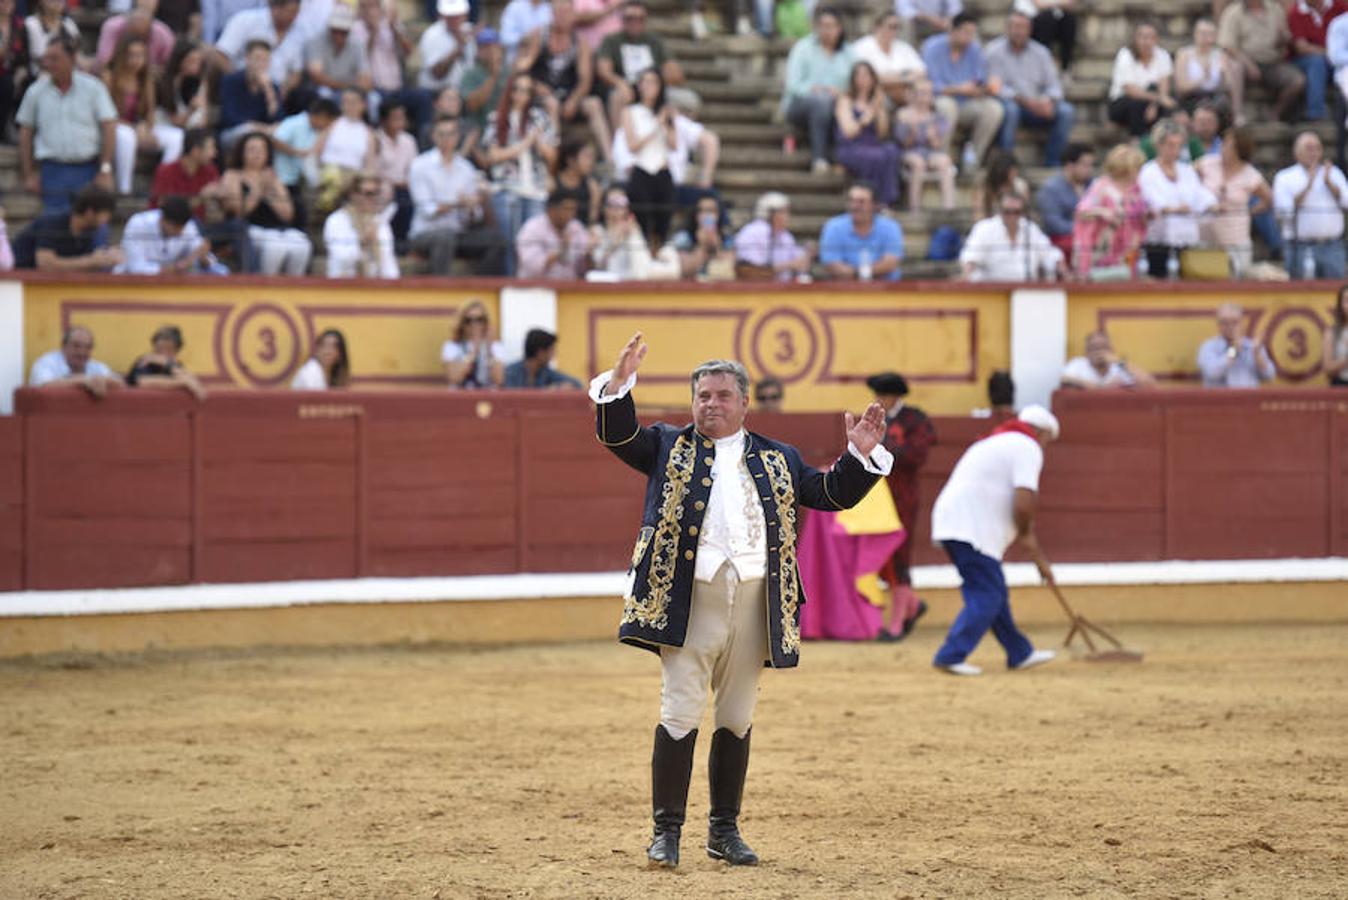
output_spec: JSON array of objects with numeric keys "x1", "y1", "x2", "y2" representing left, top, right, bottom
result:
[{"x1": 659, "y1": 562, "x2": 769, "y2": 740}]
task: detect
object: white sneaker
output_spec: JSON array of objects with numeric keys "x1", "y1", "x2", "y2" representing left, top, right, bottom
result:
[
  {"x1": 736, "y1": 14, "x2": 753, "y2": 35},
  {"x1": 811, "y1": 158, "x2": 830, "y2": 174},
  {"x1": 1012, "y1": 649, "x2": 1057, "y2": 671},
  {"x1": 690, "y1": 12, "x2": 708, "y2": 39},
  {"x1": 935, "y1": 662, "x2": 983, "y2": 676}
]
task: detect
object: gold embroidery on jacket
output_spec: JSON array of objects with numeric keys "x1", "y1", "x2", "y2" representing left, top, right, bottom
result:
[
  {"x1": 759, "y1": 449, "x2": 800, "y2": 656},
  {"x1": 622, "y1": 435, "x2": 695, "y2": 629}
]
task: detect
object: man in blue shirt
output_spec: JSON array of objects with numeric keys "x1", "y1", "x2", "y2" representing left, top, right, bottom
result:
[
  {"x1": 921, "y1": 11, "x2": 1004, "y2": 169},
  {"x1": 504, "y1": 329, "x2": 583, "y2": 388},
  {"x1": 820, "y1": 182, "x2": 904, "y2": 281}
]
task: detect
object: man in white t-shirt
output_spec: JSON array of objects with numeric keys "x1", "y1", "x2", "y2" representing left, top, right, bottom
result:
[
  {"x1": 929, "y1": 405, "x2": 1060, "y2": 676},
  {"x1": 1060, "y1": 330, "x2": 1155, "y2": 390},
  {"x1": 417, "y1": 0, "x2": 476, "y2": 93},
  {"x1": 29, "y1": 326, "x2": 123, "y2": 399}
]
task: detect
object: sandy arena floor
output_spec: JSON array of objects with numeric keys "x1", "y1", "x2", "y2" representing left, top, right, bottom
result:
[{"x1": 1, "y1": 621, "x2": 1346, "y2": 899}]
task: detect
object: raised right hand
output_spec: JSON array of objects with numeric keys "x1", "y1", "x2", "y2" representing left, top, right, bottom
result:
[{"x1": 605, "y1": 331, "x2": 648, "y2": 394}]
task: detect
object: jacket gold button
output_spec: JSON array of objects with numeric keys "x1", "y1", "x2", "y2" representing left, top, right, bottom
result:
[
  {"x1": 704, "y1": 456, "x2": 714, "y2": 466},
  {"x1": 684, "y1": 550, "x2": 695, "y2": 560},
  {"x1": 702, "y1": 477, "x2": 712, "y2": 486},
  {"x1": 688, "y1": 526, "x2": 698, "y2": 536},
  {"x1": 702, "y1": 440, "x2": 713, "y2": 449},
  {"x1": 694, "y1": 500, "x2": 705, "y2": 510}
]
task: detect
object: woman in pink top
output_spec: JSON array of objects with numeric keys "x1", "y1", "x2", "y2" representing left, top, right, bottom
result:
[
  {"x1": 104, "y1": 35, "x2": 183, "y2": 195},
  {"x1": 572, "y1": 0, "x2": 623, "y2": 50},
  {"x1": 1072, "y1": 143, "x2": 1149, "y2": 279},
  {"x1": 1196, "y1": 127, "x2": 1270, "y2": 278}
]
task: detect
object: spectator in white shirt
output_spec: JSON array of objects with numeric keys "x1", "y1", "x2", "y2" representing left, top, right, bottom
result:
[
  {"x1": 1060, "y1": 330, "x2": 1155, "y2": 390},
  {"x1": 960, "y1": 191, "x2": 1064, "y2": 281},
  {"x1": 30, "y1": 326, "x2": 122, "y2": 398},
  {"x1": 417, "y1": 0, "x2": 475, "y2": 92},
  {"x1": 1012, "y1": 0, "x2": 1077, "y2": 72},
  {"x1": 291, "y1": 328, "x2": 350, "y2": 389},
  {"x1": 850, "y1": 10, "x2": 925, "y2": 105},
  {"x1": 588, "y1": 186, "x2": 680, "y2": 280},
  {"x1": 896, "y1": 0, "x2": 961, "y2": 47},
  {"x1": 1107, "y1": 21, "x2": 1177, "y2": 137},
  {"x1": 117, "y1": 197, "x2": 221, "y2": 274},
  {"x1": 210, "y1": 0, "x2": 307, "y2": 91},
  {"x1": 499, "y1": 0, "x2": 552, "y2": 56},
  {"x1": 324, "y1": 173, "x2": 399, "y2": 278},
  {"x1": 1273, "y1": 130, "x2": 1348, "y2": 279},
  {"x1": 611, "y1": 94, "x2": 719, "y2": 207},
  {"x1": 409, "y1": 116, "x2": 504, "y2": 274},
  {"x1": 1138, "y1": 119, "x2": 1217, "y2": 278}
]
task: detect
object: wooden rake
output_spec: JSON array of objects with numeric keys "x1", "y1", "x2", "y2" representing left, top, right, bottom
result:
[{"x1": 1048, "y1": 582, "x2": 1143, "y2": 663}]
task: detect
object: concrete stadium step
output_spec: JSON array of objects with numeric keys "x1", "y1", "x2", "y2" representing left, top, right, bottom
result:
[
  {"x1": 690, "y1": 79, "x2": 780, "y2": 103},
  {"x1": 718, "y1": 147, "x2": 813, "y2": 170},
  {"x1": 698, "y1": 102, "x2": 775, "y2": 125},
  {"x1": 716, "y1": 169, "x2": 847, "y2": 191},
  {"x1": 712, "y1": 123, "x2": 788, "y2": 145}
]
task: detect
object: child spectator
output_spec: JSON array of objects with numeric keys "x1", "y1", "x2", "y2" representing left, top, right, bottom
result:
[{"x1": 894, "y1": 77, "x2": 955, "y2": 211}]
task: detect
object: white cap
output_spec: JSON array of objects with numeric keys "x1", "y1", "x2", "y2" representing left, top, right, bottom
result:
[
  {"x1": 327, "y1": 3, "x2": 355, "y2": 29},
  {"x1": 437, "y1": 0, "x2": 469, "y2": 15},
  {"x1": 1018, "y1": 405, "x2": 1060, "y2": 440}
]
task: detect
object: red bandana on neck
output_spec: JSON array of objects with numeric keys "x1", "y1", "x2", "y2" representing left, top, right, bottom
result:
[{"x1": 979, "y1": 419, "x2": 1041, "y2": 442}]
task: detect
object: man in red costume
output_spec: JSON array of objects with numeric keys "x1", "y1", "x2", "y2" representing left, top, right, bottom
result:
[{"x1": 866, "y1": 371, "x2": 937, "y2": 642}]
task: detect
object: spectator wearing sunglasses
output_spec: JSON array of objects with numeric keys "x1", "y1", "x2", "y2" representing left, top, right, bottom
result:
[
  {"x1": 442, "y1": 298, "x2": 508, "y2": 388},
  {"x1": 754, "y1": 377, "x2": 784, "y2": 412},
  {"x1": 324, "y1": 172, "x2": 399, "y2": 278}
]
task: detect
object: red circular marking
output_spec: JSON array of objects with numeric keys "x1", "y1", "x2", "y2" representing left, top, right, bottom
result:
[
  {"x1": 748, "y1": 307, "x2": 819, "y2": 384},
  {"x1": 231, "y1": 303, "x2": 301, "y2": 387}
]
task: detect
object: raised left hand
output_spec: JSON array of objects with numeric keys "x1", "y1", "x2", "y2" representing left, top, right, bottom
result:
[{"x1": 845, "y1": 402, "x2": 886, "y2": 457}]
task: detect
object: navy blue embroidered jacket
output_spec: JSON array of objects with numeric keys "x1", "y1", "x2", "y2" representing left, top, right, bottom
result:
[{"x1": 596, "y1": 386, "x2": 881, "y2": 668}]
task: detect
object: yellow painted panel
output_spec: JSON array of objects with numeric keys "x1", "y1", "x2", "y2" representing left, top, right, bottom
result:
[
  {"x1": 1067, "y1": 288, "x2": 1340, "y2": 386},
  {"x1": 556, "y1": 289, "x2": 1010, "y2": 414},
  {"x1": 24, "y1": 281, "x2": 494, "y2": 388}
]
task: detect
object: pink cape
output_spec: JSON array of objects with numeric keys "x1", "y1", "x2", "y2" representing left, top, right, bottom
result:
[{"x1": 798, "y1": 507, "x2": 907, "y2": 641}]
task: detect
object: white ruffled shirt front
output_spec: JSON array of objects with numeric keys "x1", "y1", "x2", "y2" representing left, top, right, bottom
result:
[{"x1": 590, "y1": 370, "x2": 894, "y2": 584}]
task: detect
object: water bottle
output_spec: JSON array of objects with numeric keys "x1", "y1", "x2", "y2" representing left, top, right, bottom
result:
[
  {"x1": 858, "y1": 248, "x2": 872, "y2": 281},
  {"x1": 1302, "y1": 246, "x2": 1317, "y2": 280},
  {"x1": 1166, "y1": 247, "x2": 1180, "y2": 280}
]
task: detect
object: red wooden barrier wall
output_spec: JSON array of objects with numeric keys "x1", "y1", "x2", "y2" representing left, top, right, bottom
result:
[{"x1": 3, "y1": 387, "x2": 1346, "y2": 592}]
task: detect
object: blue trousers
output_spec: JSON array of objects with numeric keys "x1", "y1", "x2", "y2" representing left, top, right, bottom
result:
[
  {"x1": 39, "y1": 160, "x2": 98, "y2": 214},
  {"x1": 998, "y1": 100, "x2": 1076, "y2": 167},
  {"x1": 933, "y1": 540, "x2": 1034, "y2": 667},
  {"x1": 1286, "y1": 240, "x2": 1346, "y2": 280},
  {"x1": 491, "y1": 190, "x2": 544, "y2": 277},
  {"x1": 1294, "y1": 54, "x2": 1329, "y2": 120}
]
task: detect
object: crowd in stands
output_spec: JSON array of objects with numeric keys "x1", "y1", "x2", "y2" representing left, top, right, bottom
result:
[{"x1": 0, "y1": 0, "x2": 1347, "y2": 285}]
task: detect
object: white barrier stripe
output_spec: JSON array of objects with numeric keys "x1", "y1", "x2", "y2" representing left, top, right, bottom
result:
[{"x1": 0, "y1": 558, "x2": 1345, "y2": 618}]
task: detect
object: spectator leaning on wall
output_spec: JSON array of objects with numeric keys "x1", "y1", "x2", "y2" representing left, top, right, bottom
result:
[{"x1": 30, "y1": 325, "x2": 123, "y2": 399}]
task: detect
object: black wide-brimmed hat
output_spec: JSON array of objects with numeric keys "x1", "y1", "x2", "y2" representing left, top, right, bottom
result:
[{"x1": 865, "y1": 372, "x2": 909, "y2": 396}]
